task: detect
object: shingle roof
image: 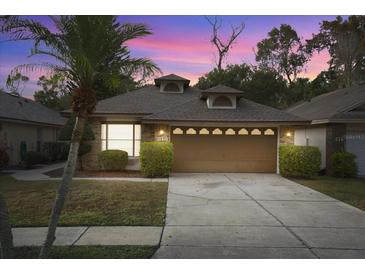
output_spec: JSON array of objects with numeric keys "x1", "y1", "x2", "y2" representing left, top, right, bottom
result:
[
  {"x1": 201, "y1": 85, "x2": 244, "y2": 95},
  {"x1": 92, "y1": 85, "x2": 200, "y2": 114},
  {"x1": 287, "y1": 84, "x2": 365, "y2": 121},
  {"x1": 154, "y1": 74, "x2": 190, "y2": 87},
  {"x1": 0, "y1": 91, "x2": 66, "y2": 126},
  {"x1": 143, "y1": 97, "x2": 307, "y2": 123}
]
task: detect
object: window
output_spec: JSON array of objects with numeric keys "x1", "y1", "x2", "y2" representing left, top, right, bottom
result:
[
  {"x1": 164, "y1": 83, "x2": 180, "y2": 92},
  {"x1": 173, "y1": 128, "x2": 183, "y2": 135},
  {"x1": 225, "y1": 128, "x2": 235, "y2": 135},
  {"x1": 251, "y1": 128, "x2": 262, "y2": 135},
  {"x1": 199, "y1": 128, "x2": 209, "y2": 135},
  {"x1": 101, "y1": 124, "x2": 141, "y2": 156},
  {"x1": 264, "y1": 129, "x2": 275, "y2": 135},
  {"x1": 36, "y1": 128, "x2": 43, "y2": 152},
  {"x1": 212, "y1": 128, "x2": 223, "y2": 135},
  {"x1": 238, "y1": 128, "x2": 248, "y2": 135},
  {"x1": 212, "y1": 96, "x2": 232, "y2": 107},
  {"x1": 186, "y1": 128, "x2": 197, "y2": 135}
]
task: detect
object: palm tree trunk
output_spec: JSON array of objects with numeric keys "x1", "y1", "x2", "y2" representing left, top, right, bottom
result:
[
  {"x1": 39, "y1": 114, "x2": 86, "y2": 259},
  {"x1": 0, "y1": 194, "x2": 14, "y2": 259}
]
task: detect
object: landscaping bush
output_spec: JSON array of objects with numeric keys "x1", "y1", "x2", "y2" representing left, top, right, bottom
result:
[
  {"x1": 23, "y1": 151, "x2": 46, "y2": 169},
  {"x1": 97, "y1": 150, "x2": 128, "y2": 171},
  {"x1": 43, "y1": 142, "x2": 69, "y2": 162},
  {"x1": 279, "y1": 144, "x2": 321, "y2": 178},
  {"x1": 0, "y1": 147, "x2": 9, "y2": 170},
  {"x1": 331, "y1": 151, "x2": 358, "y2": 178},
  {"x1": 140, "y1": 141, "x2": 173, "y2": 178}
]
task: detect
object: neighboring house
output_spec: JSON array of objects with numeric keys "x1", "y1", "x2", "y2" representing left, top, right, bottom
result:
[
  {"x1": 287, "y1": 84, "x2": 365, "y2": 176},
  {"x1": 0, "y1": 91, "x2": 66, "y2": 166},
  {"x1": 76, "y1": 74, "x2": 308, "y2": 173}
]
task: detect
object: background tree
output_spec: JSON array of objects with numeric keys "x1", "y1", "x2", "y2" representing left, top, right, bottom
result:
[
  {"x1": 1, "y1": 15, "x2": 160, "y2": 258},
  {"x1": 206, "y1": 16, "x2": 245, "y2": 72},
  {"x1": 255, "y1": 24, "x2": 309, "y2": 84},
  {"x1": 33, "y1": 73, "x2": 71, "y2": 110},
  {"x1": 5, "y1": 70, "x2": 29, "y2": 95},
  {"x1": 306, "y1": 16, "x2": 365, "y2": 88}
]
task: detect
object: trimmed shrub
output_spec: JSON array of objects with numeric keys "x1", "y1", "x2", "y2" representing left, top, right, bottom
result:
[
  {"x1": 331, "y1": 151, "x2": 358, "y2": 178},
  {"x1": 140, "y1": 141, "x2": 173, "y2": 178},
  {"x1": 279, "y1": 144, "x2": 321, "y2": 178},
  {"x1": 23, "y1": 151, "x2": 46, "y2": 169},
  {"x1": 0, "y1": 147, "x2": 9, "y2": 170},
  {"x1": 97, "y1": 150, "x2": 128, "y2": 171},
  {"x1": 43, "y1": 142, "x2": 69, "y2": 162}
]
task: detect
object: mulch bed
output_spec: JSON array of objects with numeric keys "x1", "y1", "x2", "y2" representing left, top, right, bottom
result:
[{"x1": 44, "y1": 168, "x2": 145, "y2": 178}]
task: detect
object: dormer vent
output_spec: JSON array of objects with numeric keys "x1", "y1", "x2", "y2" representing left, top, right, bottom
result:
[
  {"x1": 200, "y1": 85, "x2": 243, "y2": 109},
  {"x1": 154, "y1": 74, "x2": 190, "y2": 93}
]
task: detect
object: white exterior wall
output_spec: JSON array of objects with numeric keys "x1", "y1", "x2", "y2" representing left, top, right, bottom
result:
[
  {"x1": 0, "y1": 121, "x2": 59, "y2": 165},
  {"x1": 294, "y1": 126, "x2": 327, "y2": 169}
]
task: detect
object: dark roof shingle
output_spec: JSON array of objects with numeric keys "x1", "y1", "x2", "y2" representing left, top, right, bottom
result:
[{"x1": 0, "y1": 91, "x2": 66, "y2": 126}]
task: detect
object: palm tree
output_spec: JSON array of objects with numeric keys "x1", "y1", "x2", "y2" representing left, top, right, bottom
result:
[{"x1": 1, "y1": 15, "x2": 160, "y2": 258}]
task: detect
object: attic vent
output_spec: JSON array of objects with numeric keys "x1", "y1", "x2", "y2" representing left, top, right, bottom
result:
[{"x1": 164, "y1": 83, "x2": 180, "y2": 92}]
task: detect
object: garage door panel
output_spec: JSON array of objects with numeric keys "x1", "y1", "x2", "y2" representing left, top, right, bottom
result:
[{"x1": 172, "y1": 134, "x2": 277, "y2": 173}]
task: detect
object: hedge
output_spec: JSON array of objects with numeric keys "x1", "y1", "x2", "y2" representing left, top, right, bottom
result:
[
  {"x1": 97, "y1": 150, "x2": 128, "y2": 171},
  {"x1": 140, "y1": 141, "x2": 173, "y2": 178},
  {"x1": 331, "y1": 151, "x2": 358, "y2": 178},
  {"x1": 0, "y1": 147, "x2": 9, "y2": 170},
  {"x1": 23, "y1": 151, "x2": 47, "y2": 169},
  {"x1": 279, "y1": 144, "x2": 321, "y2": 178},
  {"x1": 43, "y1": 142, "x2": 69, "y2": 162}
]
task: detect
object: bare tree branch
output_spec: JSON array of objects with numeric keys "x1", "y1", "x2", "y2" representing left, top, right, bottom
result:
[{"x1": 205, "y1": 16, "x2": 245, "y2": 71}]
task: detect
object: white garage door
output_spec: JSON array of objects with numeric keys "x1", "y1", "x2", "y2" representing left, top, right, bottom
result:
[{"x1": 346, "y1": 124, "x2": 365, "y2": 176}]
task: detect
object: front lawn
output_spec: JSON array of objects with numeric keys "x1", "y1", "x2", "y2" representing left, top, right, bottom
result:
[
  {"x1": 293, "y1": 176, "x2": 365, "y2": 211},
  {"x1": 0, "y1": 174, "x2": 167, "y2": 227},
  {"x1": 13, "y1": 245, "x2": 156, "y2": 259}
]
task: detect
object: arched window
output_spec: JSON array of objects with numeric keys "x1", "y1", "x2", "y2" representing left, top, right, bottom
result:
[
  {"x1": 164, "y1": 83, "x2": 180, "y2": 92},
  {"x1": 225, "y1": 128, "x2": 235, "y2": 135},
  {"x1": 238, "y1": 128, "x2": 249, "y2": 135},
  {"x1": 212, "y1": 128, "x2": 223, "y2": 135},
  {"x1": 173, "y1": 128, "x2": 183, "y2": 135},
  {"x1": 264, "y1": 129, "x2": 275, "y2": 135},
  {"x1": 251, "y1": 128, "x2": 262, "y2": 135},
  {"x1": 199, "y1": 128, "x2": 209, "y2": 135},
  {"x1": 212, "y1": 96, "x2": 232, "y2": 107},
  {"x1": 186, "y1": 128, "x2": 197, "y2": 135}
]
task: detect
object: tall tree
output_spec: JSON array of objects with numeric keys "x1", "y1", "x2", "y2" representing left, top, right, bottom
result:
[
  {"x1": 255, "y1": 24, "x2": 309, "y2": 84},
  {"x1": 306, "y1": 16, "x2": 365, "y2": 88},
  {"x1": 206, "y1": 16, "x2": 245, "y2": 72},
  {"x1": 1, "y1": 15, "x2": 160, "y2": 258},
  {"x1": 33, "y1": 73, "x2": 71, "y2": 110}
]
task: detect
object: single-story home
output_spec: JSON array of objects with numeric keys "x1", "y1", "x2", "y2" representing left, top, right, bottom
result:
[
  {"x1": 79, "y1": 74, "x2": 309, "y2": 173},
  {"x1": 0, "y1": 91, "x2": 66, "y2": 166},
  {"x1": 287, "y1": 84, "x2": 365, "y2": 176}
]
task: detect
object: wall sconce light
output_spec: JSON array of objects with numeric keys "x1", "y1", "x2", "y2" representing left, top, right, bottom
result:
[
  {"x1": 286, "y1": 132, "x2": 292, "y2": 137},
  {"x1": 159, "y1": 129, "x2": 165, "y2": 136}
]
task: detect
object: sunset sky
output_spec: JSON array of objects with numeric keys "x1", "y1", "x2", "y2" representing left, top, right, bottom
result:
[{"x1": 0, "y1": 15, "x2": 339, "y2": 98}]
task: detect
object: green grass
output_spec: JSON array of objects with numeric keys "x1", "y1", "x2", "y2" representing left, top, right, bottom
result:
[
  {"x1": 13, "y1": 245, "x2": 157, "y2": 259},
  {"x1": 0, "y1": 174, "x2": 167, "y2": 227},
  {"x1": 293, "y1": 176, "x2": 365, "y2": 211}
]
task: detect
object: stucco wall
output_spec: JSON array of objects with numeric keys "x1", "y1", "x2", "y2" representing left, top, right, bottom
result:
[
  {"x1": 294, "y1": 126, "x2": 327, "y2": 169},
  {"x1": 0, "y1": 121, "x2": 58, "y2": 166}
]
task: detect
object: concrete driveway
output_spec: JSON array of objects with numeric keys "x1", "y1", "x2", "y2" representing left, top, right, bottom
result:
[{"x1": 153, "y1": 173, "x2": 365, "y2": 259}]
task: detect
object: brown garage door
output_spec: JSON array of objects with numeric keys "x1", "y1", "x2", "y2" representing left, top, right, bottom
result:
[{"x1": 171, "y1": 128, "x2": 277, "y2": 173}]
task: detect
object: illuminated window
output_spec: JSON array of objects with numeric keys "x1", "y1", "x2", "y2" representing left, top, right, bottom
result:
[
  {"x1": 212, "y1": 128, "x2": 223, "y2": 135},
  {"x1": 238, "y1": 128, "x2": 248, "y2": 135},
  {"x1": 212, "y1": 96, "x2": 232, "y2": 107},
  {"x1": 225, "y1": 128, "x2": 235, "y2": 135},
  {"x1": 199, "y1": 128, "x2": 209, "y2": 135},
  {"x1": 251, "y1": 129, "x2": 262, "y2": 135},
  {"x1": 264, "y1": 129, "x2": 275, "y2": 135},
  {"x1": 101, "y1": 124, "x2": 141, "y2": 156},
  {"x1": 173, "y1": 128, "x2": 183, "y2": 135},
  {"x1": 186, "y1": 128, "x2": 197, "y2": 135},
  {"x1": 164, "y1": 83, "x2": 180, "y2": 92}
]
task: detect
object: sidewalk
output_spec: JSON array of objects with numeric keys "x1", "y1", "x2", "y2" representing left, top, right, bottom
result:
[{"x1": 12, "y1": 226, "x2": 163, "y2": 246}]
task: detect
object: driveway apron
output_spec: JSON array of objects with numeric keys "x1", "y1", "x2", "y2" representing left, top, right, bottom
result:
[{"x1": 153, "y1": 173, "x2": 365, "y2": 259}]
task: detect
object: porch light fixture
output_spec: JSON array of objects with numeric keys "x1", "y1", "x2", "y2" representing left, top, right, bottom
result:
[
  {"x1": 159, "y1": 129, "x2": 165, "y2": 135},
  {"x1": 286, "y1": 132, "x2": 292, "y2": 137}
]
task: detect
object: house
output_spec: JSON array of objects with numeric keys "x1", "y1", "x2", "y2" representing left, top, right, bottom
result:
[
  {"x1": 0, "y1": 91, "x2": 66, "y2": 166},
  {"x1": 287, "y1": 84, "x2": 365, "y2": 176},
  {"x1": 79, "y1": 74, "x2": 308, "y2": 173}
]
